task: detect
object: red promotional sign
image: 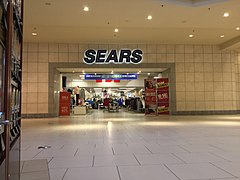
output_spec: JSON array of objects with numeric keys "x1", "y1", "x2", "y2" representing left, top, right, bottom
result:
[
  {"x1": 157, "y1": 78, "x2": 169, "y2": 114},
  {"x1": 145, "y1": 79, "x2": 157, "y2": 114},
  {"x1": 59, "y1": 92, "x2": 70, "y2": 116}
]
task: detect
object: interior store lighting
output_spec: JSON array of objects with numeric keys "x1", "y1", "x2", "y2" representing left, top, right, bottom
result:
[
  {"x1": 114, "y1": 28, "x2": 119, "y2": 32},
  {"x1": 147, "y1": 15, "x2": 152, "y2": 20},
  {"x1": 223, "y1": 12, "x2": 229, "y2": 17},
  {"x1": 189, "y1": 34, "x2": 194, "y2": 38},
  {"x1": 83, "y1": 6, "x2": 89, "y2": 11},
  {"x1": 220, "y1": 35, "x2": 225, "y2": 38}
]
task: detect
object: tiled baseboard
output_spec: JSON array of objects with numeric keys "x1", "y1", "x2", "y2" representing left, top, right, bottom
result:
[
  {"x1": 22, "y1": 113, "x2": 58, "y2": 118},
  {"x1": 171, "y1": 110, "x2": 240, "y2": 115}
]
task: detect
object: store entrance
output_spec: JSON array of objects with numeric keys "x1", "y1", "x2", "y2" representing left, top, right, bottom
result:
[{"x1": 57, "y1": 67, "x2": 169, "y2": 116}]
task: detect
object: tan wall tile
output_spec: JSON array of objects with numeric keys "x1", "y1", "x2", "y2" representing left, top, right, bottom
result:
[
  {"x1": 157, "y1": 44, "x2": 167, "y2": 54},
  {"x1": 39, "y1": 43, "x2": 49, "y2": 52},
  {"x1": 27, "y1": 73, "x2": 38, "y2": 83},
  {"x1": 176, "y1": 73, "x2": 185, "y2": 82},
  {"x1": 185, "y1": 45, "x2": 194, "y2": 54},
  {"x1": 176, "y1": 92, "x2": 186, "y2": 101},
  {"x1": 39, "y1": 52, "x2": 49, "y2": 62},
  {"x1": 49, "y1": 43, "x2": 59, "y2": 52},
  {"x1": 38, "y1": 83, "x2": 48, "y2": 93},
  {"x1": 185, "y1": 102, "x2": 196, "y2": 110},
  {"x1": 185, "y1": 63, "x2": 195, "y2": 72},
  {"x1": 195, "y1": 92, "x2": 205, "y2": 101},
  {"x1": 185, "y1": 54, "x2": 194, "y2": 62},
  {"x1": 38, "y1": 63, "x2": 49, "y2": 73},
  {"x1": 205, "y1": 82, "x2": 214, "y2": 91},
  {"x1": 69, "y1": 53, "x2": 79, "y2": 62},
  {"x1": 194, "y1": 63, "x2": 203, "y2": 72},
  {"x1": 177, "y1": 102, "x2": 186, "y2": 111},
  {"x1": 38, "y1": 104, "x2": 48, "y2": 113},
  {"x1": 59, "y1": 53, "x2": 69, "y2": 62},
  {"x1": 167, "y1": 54, "x2": 175, "y2": 62},
  {"x1": 69, "y1": 44, "x2": 78, "y2": 52},
  {"x1": 37, "y1": 93, "x2": 48, "y2": 103},
  {"x1": 214, "y1": 101, "x2": 223, "y2": 110},
  {"x1": 49, "y1": 53, "x2": 59, "y2": 62},
  {"x1": 27, "y1": 92, "x2": 38, "y2": 103},
  {"x1": 147, "y1": 54, "x2": 157, "y2": 63},
  {"x1": 205, "y1": 101, "x2": 215, "y2": 110},
  {"x1": 214, "y1": 91, "x2": 224, "y2": 101},
  {"x1": 28, "y1": 83, "x2": 38, "y2": 92},
  {"x1": 196, "y1": 101, "x2": 205, "y2": 110},
  {"x1": 175, "y1": 45, "x2": 184, "y2": 53},
  {"x1": 185, "y1": 73, "x2": 194, "y2": 82},
  {"x1": 176, "y1": 83, "x2": 186, "y2": 92},
  {"x1": 38, "y1": 73, "x2": 48, "y2": 83},
  {"x1": 185, "y1": 92, "x2": 195, "y2": 101},
  {"x1": 203, "y1": 45, "x2": 212, "y2": 54},
  {"x1": 194, "y1": 45, "x2": 203, "y2": 53},
  {"x1": 27, "y1": 63, "x2": 38, "y2": 73},
  {"x1": 194, "y1": 54, "x2": 203, "y2": 62},
  {"x1": 27, "y1": 103, "x2": 38, "y2": 114},
  {"x1": 28, "y1": 43, "x2": 38, "y2": 52},
  {"x1": 205, "y1": 92, "x2": 214, "y2": 101},
  {"x1": 28, "y1": 53, "x2": 38, "y2": 62},
  {"x1": 175, "y1": 54, "x2": 184, "y2": 62}
]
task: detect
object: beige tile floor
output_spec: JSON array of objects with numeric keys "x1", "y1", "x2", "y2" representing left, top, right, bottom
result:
[{"x1": 21, "y1": 110, "x2": 240, "y2": 180}]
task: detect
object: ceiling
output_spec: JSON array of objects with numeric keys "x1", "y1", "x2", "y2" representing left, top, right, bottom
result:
[{"x1": 24, "y1": 0, "x2": 240, "y2": 50}]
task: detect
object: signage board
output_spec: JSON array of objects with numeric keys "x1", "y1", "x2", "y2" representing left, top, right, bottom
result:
[
  {"x1": 84, "y1": 74, "x2": 138, "y2": 80},
  {"x1": 83, "y1": 49, "x2": 143, "y2": 64}
]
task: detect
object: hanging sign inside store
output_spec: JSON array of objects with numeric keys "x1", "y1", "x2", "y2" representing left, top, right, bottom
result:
[
  {"x1": 83, "y1": 49, "x2": 143, "y2": 64},
  {"x1": 84, "y1": 74, "x2": 138, "y2": 80}
]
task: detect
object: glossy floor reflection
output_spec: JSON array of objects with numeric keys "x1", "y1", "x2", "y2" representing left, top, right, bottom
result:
[{"x1": 21, "y1": 110, "x2": 240, "y2": 180}]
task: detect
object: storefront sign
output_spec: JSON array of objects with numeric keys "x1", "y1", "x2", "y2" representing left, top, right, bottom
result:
[
  {"x1": 84, "y1": 74, "x2": 138, "y2": 80},
  {"x1": 83, "y1": 49, "x2": 143, "y2": 64}
]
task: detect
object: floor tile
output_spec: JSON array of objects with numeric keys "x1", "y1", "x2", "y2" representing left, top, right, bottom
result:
[
  {"x1": 166, "y1": 163, "x2": 234, "y2": 180},
  {"x1": 94, "y1": 154, "x2": 139, "y2": 167},
  {"x1": 63, "y1": 167, "x2": 119, "y2": 180},
  {"x1": 49, "y1": 168, "x2": 67, "y2": 180},
  {"x1": 22, "y1": 159, "x2": 48, "y2": 173},
  {"x1": 173, "y1": 152, "x2": 228, "y2": 163},
  {"x1": 20, "y1": 171, "x2": 50, "y2": 180},
  {"x1": 135, "y1": 153, "x2": 184, "y2": 165},
  {"x1": 49, "y1": 156, "x2": 93, "y2": 168},
  {"x1": 212, "y1": 162, "x2": 240, "y2": 177},
  {"x1": 118, "y1": 165, "x2": 179, "y2": 180}
]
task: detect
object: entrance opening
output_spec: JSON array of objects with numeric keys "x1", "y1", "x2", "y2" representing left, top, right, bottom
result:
[{"x1": 57, "y1": 67, "x2": 170, "y2": 117}]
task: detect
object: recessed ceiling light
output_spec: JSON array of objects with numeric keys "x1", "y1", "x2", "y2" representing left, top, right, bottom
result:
[
  {"x1": 114, "y1": 28, "x2": 119, "y2": 32},
  {"x1": 189, "y1": 34, "x2": 194, "y2": 38},
  {"x1": 147, "y1": 15, "x2": 152, "y2": 20},
  {"x1": 45, "y1": 2, "x2": 51, "y2": 6},
  {"x1": 236, "y1": 27, "x2": 240, "y2": 30},
  {"x1": 83, "y1": 6, "x2": 89, "y2": 11},
  {"x1": 32, "y1": 32, "x2": 37, "y2": 36},
  {"x1": 223, "y1": 12, "x2": 229, "y2": 17},
  {"x1": 94, "y1": 73, "x2": 97, "y2": 75},
  {"x1": 220, "y1": 35, "x2": 225, "y2": 38},
  {"x1": 147, "y1": 73, "x2": 150, "y2": 75}
]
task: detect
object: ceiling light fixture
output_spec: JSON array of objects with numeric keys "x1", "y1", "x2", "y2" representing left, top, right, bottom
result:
[
  {"x1": 147, "y1": 15, "x2": 152, "y2": 20},
  {"x1": 32, "y1": 32, "x2": 37, "y2": 36},
  {"x1": 147, "y1": 73, "x2": 150, "y2": 75},
  {"x1": 189, "y1": 34, "x2": 194, "y2": 38},
  {"x1": 114, "y1": 28, "x2": 119, "y2": 33},
  {"x1": 220, "y1": 35, "x2": 225, "y2": 38},
  {"x1": 236, "y1": 27, "x2": 240, "y2": 31},
  {"x1": 223, "y1": 12, "x2": 229, "y2": 17},
  {"x1": 83, "y1": 6, "x2": 89, "y2": 11}
]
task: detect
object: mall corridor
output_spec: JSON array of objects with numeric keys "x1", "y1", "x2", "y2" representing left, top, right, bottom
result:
[{"x1": 21, "y1": 111, "x2": 240, "y2": 180}]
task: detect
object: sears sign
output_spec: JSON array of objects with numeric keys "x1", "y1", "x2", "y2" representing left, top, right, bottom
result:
[{"x1": 83, "y1": 49, "x2": 143, "y2": 64}]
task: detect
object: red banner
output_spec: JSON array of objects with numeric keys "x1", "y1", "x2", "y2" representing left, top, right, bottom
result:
[
  {"x1": 145, "y1": 79, "x2": 157, "y2": 114},
  {"x1": 157, "y1": 78, "x2": 169, "y2": 114},
  {"x1": 59, "y1": 92, "x2": 70, "y2": 116}
]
